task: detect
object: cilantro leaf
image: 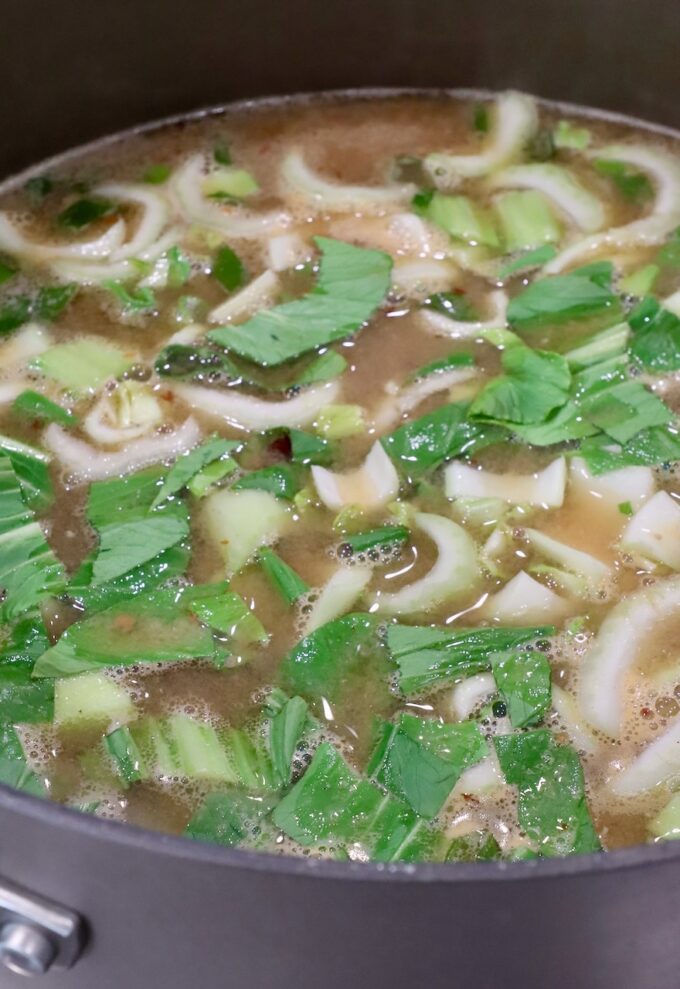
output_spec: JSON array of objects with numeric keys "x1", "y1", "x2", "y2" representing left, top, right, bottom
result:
[{"x1": 209, "y1": 238, "x2": 392, "y2": 367}]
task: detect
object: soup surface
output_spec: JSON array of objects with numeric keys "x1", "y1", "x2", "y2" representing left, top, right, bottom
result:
[{"x1": 1, "y1": 90, "x2": 680, "y2": 862}]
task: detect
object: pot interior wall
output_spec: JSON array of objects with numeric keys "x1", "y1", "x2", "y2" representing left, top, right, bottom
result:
[{"x1": 1, "y1": 0, "x2": 678, "y2": 177}]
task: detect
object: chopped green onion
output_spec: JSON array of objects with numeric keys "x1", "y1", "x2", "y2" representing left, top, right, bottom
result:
[
  {"x1": 340, "y1": 525, "x2": 410, "y2": 554},
  {"x1": 212, "y1": 245, "x2": 246, "y2": 293},
  {"x1": 142, "y1": 164, "x2": 171, "y2": 184},
  {"x1": 12, "y1": 390, "x2": 78, "y2": 426},
  {"x1": 58, "y1": 197, "x2": 115, "y2": 230},
  {"x1": 258, "y1": 547, "x2": 309, "y2": 606}
]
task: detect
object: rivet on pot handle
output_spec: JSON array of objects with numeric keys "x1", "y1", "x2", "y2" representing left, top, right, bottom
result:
[{"x1": 0, "y1": 877, "x2": 84, "y2": 977}]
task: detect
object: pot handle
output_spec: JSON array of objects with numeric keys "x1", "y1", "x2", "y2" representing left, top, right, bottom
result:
[{"x1": 0, "y1": 876, "x2": 84, "y2": 977}]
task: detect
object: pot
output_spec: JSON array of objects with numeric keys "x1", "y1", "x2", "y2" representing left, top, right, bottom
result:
[{"x1": 1, "y1": 2, "x2": 679, "y2": 986}]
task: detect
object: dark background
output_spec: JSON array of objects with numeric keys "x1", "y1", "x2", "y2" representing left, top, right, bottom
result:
[{"x1": 1, "y1": 0, "x2": 678, "y2": 176}]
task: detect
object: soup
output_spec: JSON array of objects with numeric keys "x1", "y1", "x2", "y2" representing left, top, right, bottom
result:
[{"x1": 0, "y1": 90, "x2": 679, "y2": 863}]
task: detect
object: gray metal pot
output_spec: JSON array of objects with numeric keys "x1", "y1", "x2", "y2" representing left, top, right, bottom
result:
[{"x1": 1, "y1": 1, "x2": 679, "y2": 985}]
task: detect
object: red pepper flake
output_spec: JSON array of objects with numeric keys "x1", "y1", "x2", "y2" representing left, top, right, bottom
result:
[
  {"x1": 640, "y1": 706, "x2": 654, "y2": 719},
  {"x1": 113, "y1": 613, "x2": 136, "y2": 633},
  {"x1": 266, "y1": 434, "x2": 292, "y2": 463}
]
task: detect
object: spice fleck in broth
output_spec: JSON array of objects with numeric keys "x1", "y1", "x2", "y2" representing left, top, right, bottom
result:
[{"x1": 1, "y1": 91, "x2": 680, "y2": 860}]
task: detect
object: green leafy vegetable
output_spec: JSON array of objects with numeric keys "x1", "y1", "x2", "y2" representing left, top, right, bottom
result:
[
  {"x1": 593, "y1": 159, "x2": 653, "y2": 202},
  {"x1": 416, "y1": 193, "x2": 500, "y2": 248},
  {"x1": 381, "y1": 403, "x2": 504, "y2": 480},
  {"x1": 32, "y1": 589, "x2": 228, "y2": 678},
  {"x1": 57, "y1": 197, "x2": 115, "y2": 230},
  {"x1": 12, "y1": 390, "x2": 77, "y2": 427},
  {"x1": 288, "y1": 428, "x2": 331, "y2": 466},
  {"x1": 91, "y1": 515, "x2": 189, "y2": 585},
  {"x1": 142, "y1": 164, "x2": 171, "y2": 184},
  {"x1": 367, "y1": 714, "x2": 487, "y2": 818},
  {"x1": 494, "y1": 729, "x2": 601, "y2": 857},
  {"x1": 103, "y1": 280, "x2": 156, "y2": 313},
  {"x1": 258, "y1": 548, "x2": 309, "y2": 606},
  {"x1": 658, "y1": 227, "x2": 680, "y2": 268},
  {"x1": 407, "y1": 352, "x2": 474, "y2": 382},
  {"x1": 269, "y1": 695, "x2": 308, "y2": 786},
  {"x1": 491, "y1": 650, "x2": 552, "y2": 728},
  {"x1": 386, "y1": 623, "x2": 555, "y2": 696},
  {"x1": 0, "y1": 725, "x2": 45, "y2": 796},
  {"x1": 498, "y1": 244, "x2": 559, "y2": 279},
  {"x1": 280, "y1": 612, "x2": 382, "y2": 699},
  {"x1": 209, "y1": 237, "x2": 392, "y2": 367},
  {"x1": 473, "y1": 104, "x2": 489, "y2": 133},
  {"x1": 0, "y1": 616, "x2": 53, "y2": 723},
  {"x1": 340, "y1": 525, "x2": 410, "y2": 554},
  {"x1": 35, "y1": 284, "x2": 78, "y2": 321},
  {"x1": 422, "y1": 292, "x2": 479, "y2": 322},
  {"x1": 507, "y1": 263, "x2": 619, "y2": 331},
  {"x1": 553, "y1": 120, "x2": 590, "y2": 151},
  {"x1": 272, "y1": 742, "x2": 435, "y2": 861},
  {"x1": 0, "y1": 257, "x2": 17, "y2": 286},
  {"x1": 167, "y1": 246, "x2": 191, "y2": 287},
  {"x1": 183, "y1": 582, "x2": 267, "y2": 646},
  {"x1": 293, "y1": 349, "x2": 347, "y2": 386},
  {"x1": 470, "y1": 345, "x2": 571, "y2": 425},
  {"x1": 24, "y1": 175, "x2": 54, "y2": 201},
  {"x1": 445, "y1": 830, "x2": 502, "y2": 862},
  {"x1": 0, "y1": 297, "x2": 31, "y2": 334},
  {"x1": 105, "y1": 726, "x2": 145, "y2": 787},
  {"x1": 212, "y1": 246, "x2": 246, "y2": 293},
  {"x1": 151, "y1": 437, "x2": 241, "y2": 509},
  {"x1": 185, "y1": 791, "x2": 277, "y2": 847},
  {"x1": 578, "y1": 425, "x2": 680, "y2": 474},
  {"x1": 34, "y1": 339, "x2": 133, "y2": 392},
  {"x1": 494, "y1": 190, "x2": 561, "y2": 252},
  {"x1": 233, "y1": 464, "x2": 301, "y2": 501},
  {"x1": 628, "y1": 297, "x2": 680, "y2": 371}
]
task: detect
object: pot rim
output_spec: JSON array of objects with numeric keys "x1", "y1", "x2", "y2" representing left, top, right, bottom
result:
[{"x1": 2, "y1": 86, "x2": 680, "y2": 883}]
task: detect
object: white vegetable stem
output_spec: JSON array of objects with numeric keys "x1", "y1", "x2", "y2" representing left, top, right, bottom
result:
[
  {"x1": 611, "y1": 717, "x2": 680, "y2": 796},
  {"x1": 482, "y1": 570, "x2": 569, "y2": 624},
  {"x1": 545, "y1": 145, "x2": 680, "y2": 273},
  {"x1": 373, "y1": 366, "x2": 478, "y2": 432},
  {"x1": 449, "y1": 673, "x2": 496, "y2": 721},
  {"x1": 371, "y1": 513, "x2": 479, "y2": 615},
  {"x1": 302, "y1": 566, "x2": 373, "y2": 635},
  {"x1": 580, "y1": 576, "x2": 680, "y2": 737},
  {"x1": 445, "y1": 457, "x2": 567, "y2": 507},
  {"x1": 311, "y1": 442, "x2": 399, "y2": 511},
  {"x1": 0, "y1": 212, "x2": 125, "y2": 261},
  {"x1": 424, "y1": 91, "x2": 539, "y2": 187},
  {"x1": 280, "y1": 149, "x2": 415, "y2": 213},
  {"x1": 170, "y1": 380, "x2": 339, "y2": 432},
  {"x1": 569, "y1": 456, "x2": 655, "y2": 512},
  {"x1": 619, "y1": 491, "x2": 680, "y2": 570}
]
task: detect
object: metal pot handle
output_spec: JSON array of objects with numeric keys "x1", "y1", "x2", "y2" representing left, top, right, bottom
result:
[{"x1": 0, "y1": 877, "x2": 84, "y2": 977}]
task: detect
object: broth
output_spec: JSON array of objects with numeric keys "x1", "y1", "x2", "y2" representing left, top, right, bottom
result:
[{"x1": 0, "y1": 90, "x2": 679, "y2": 861}]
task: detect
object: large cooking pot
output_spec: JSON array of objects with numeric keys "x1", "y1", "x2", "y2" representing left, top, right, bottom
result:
[{"x1": 1, "y1": 1, "x2": 679, "y2": 986}]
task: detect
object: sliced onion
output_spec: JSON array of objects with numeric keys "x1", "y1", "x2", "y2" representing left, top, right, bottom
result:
[
  {"x1": 267, "y1": 233, "x2": 312, "y2": 272},
  {"x1": 391, "y1": 259, "x2": 458, "y2": 298},
  {"x1": 302, "y1": 566, "x2": 373, "y2": 634},
  {"x1": 449, "y1": 672, "x2": 496, "y2": 721},
  {"x1": 83, "y1": 383, "x2": 163, "y2": 447},
  {"x1": 424, "y1": 91, "x2": 539, "y2": 187},
  {"x1": 372, "y1": 513, "x2": 479, "y2": 616},
  {"x1": 327, "y1": 212, "x2": 450, "y2": 258},
  {"x1": 420, "y1": 290, "x2": 508, "y2": 338},
  {"x1": 95, "y1": 183, "x2": 169, "y2": 261},
  {"x1": 280, "y1": 149, "x2": 415, "y2": 213},
  {"x1": 373, "y1": 367, "x2": 478, "y2": 431},
  {"x1": 0, "y1": 322, "x2": 52, "y2": 367},
  {"x1": 545, "y1": 145, "x2": 680, "y2": 273},
  {"x1": 0, "y1": 212, "x2": 125, "y2": 261},
  {"x1": 311, "y1": 441, "x2": 399, "y2": 511},
  {"x1": 171, "y1": 155, "x2": 290, "y2": 239},
  {"x1": 170, "y1": 380, "x2": 339, "y2": 432},
  {"x1": 0, "y1": 380, "x2": 26, "y2": 404},
  {"x1": 50, "y1": 227, "x2": 181, "y2": 285},
  {"x1": 522, "y1": 527, "x2": 610, "y2": 592},
  {"x1": 208, "y1": 270, "x2": 281, "y2": 324},
  {"x1": 579, "y1": 576, "x2": 680, "y2": 737},
  {"x1": 487, "y1": 163, "x2": 606, "y2": 232},
  {"x1": 446, "y1": 457, "x2": 567, "y2": 508},
  {"x1": 44, "y1": 417, "x2": 201, "y2": 481},
  {"x1": 611, "y1": 716, "x2": 680, "y2": 796}
]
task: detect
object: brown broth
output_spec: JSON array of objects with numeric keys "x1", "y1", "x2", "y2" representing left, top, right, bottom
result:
[{"x1": 1, "y1": 91, "x2": 680, "y2": 861}]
